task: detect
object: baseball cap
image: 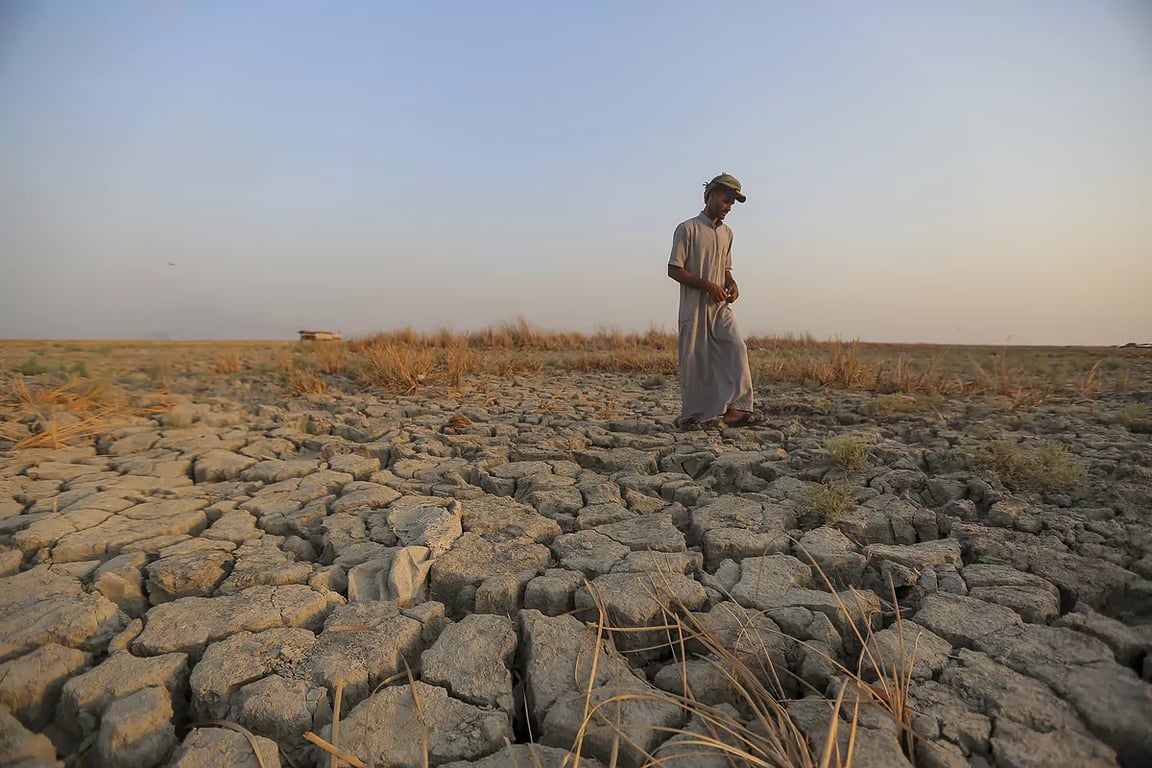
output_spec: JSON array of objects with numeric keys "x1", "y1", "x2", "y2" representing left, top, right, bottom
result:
[{"x1": 706, "y1": 173, "x2": 746, "y2": 203}]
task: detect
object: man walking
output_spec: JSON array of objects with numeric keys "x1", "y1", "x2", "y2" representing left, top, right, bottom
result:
[{"x1": 667, "y1": 173, "x2": 756, "y2": 428}]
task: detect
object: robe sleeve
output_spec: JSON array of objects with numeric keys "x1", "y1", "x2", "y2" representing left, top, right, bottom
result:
[{"x1": 668, "y1": 223, "x2": 689, "y2": 268}]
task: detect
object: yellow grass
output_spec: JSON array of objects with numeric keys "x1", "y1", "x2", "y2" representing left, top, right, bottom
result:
[
  {"x1": 287, "y1": 369, "x2": 328, "y2": 395},
  {"x1": 314, "y1": 342, "x2": 349, "y2": 375},
  {"x1": 2, "y1": 330, "x2": 1147, "y2": 404},
  {"x1": 0, "y1": 374, "x2": 172, "y2": 450},
  {"x1": 213, "y1": 353, "x2": 244, "y2": 374}
]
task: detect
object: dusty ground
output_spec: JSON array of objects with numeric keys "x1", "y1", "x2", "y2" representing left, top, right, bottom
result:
[{"x1": 1, "y1": 340, "x2": 1150, "y2": 767}]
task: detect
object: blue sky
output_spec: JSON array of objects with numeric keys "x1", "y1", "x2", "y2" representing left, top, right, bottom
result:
[{"x1": 1, "y1": 1, "x2": 1149, "y2": 344}]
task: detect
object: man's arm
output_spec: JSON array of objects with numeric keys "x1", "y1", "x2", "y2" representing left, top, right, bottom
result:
[{"x1": 669, "y1": 265, "x2": 728, "y2": 303}]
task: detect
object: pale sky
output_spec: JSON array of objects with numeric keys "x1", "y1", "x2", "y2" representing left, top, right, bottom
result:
[{"x1": 1, "y1": 1, "x2": 1150, "y2": 344}]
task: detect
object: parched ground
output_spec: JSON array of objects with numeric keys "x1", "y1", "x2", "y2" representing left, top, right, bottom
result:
[{"x1": 1, "y1": 340, "x2": 1151, "y2": 767}]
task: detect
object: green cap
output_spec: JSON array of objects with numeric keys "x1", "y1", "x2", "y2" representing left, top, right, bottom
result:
[{"x1": 706, "y1": 173, "x2": 746, "y2": 202}]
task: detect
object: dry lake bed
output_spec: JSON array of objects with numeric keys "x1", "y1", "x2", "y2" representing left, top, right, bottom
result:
[{"x1": 1, "y1": 338, "x2": 1150, "y2": 767}]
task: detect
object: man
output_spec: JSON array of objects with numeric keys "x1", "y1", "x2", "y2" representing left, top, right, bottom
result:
[{"x1": 667, "y1": 173, "x2": 756, "y2": 427}]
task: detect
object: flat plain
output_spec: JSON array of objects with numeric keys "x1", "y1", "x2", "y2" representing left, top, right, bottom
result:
[{"x1": 1, "y1": 332, "x2": 1150, "y2": 767}]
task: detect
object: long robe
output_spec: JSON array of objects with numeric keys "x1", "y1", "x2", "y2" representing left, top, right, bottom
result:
[{"x1": 668, "y1": 212, "x2": 754, "y2": 422}]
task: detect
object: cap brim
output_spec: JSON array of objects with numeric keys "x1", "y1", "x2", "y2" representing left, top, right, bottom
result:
[{"x1": 719, "y1": 184, "x2": 746, "y2": 203}]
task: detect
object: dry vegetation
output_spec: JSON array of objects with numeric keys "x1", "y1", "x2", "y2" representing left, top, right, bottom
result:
[
  {"x1": 1, "y1": 324, "x2": 1149, "y2": 453},
  {"x1": 975, "y1": 439, "x2": 1088, "y2": 494},
  {"x1": 1, "y1": 324, "x2": 1146, "y2": 401},
  {"x1": 800, "y1": 481, "x2": 857, "y2": 526},
  {"x1": 825, "y1": 435, "x2": 870, "y2": 474},
  {"x1": 0, "y1": 373, "x2": 171, "y2": 449}
]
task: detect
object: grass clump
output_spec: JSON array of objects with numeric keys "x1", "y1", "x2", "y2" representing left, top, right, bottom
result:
[
  {"x1": 976, "y1": 439, "x2": 1087, "y2": 494},
  {"x1": 1114, "y1": 404, "x2": 1152, "y2": 434},
  {"x1": 800, "y1": 480, "x2": 855, "y2": 525},
  {"x1": 13, "y1": 355, "x2": 53, "y2": 376},
  {"x1": 11, "y1": 356, "x2": 88, "y2": 378},
  {"x1": 312, "y1": 341, "x2": 349, "y2": 375},
  {"x1": 287, "y1": 369, "x2": 327, "y2": 395},
  {"x1": 0, "y1": 374, "x2": 171, "y2": 449},
  {"x1": 213, "y1": 353, "x2": 244, "y2": 375},
  {"x1": 355, "y1": 341, "x2": 435, "y2": 394},
  {"x1": 825, "y1": 435, "x2": 869, "y2": 473}
]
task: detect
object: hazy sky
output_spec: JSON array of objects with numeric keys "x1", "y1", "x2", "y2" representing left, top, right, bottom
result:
[{"x1": 1, "y1": 1, "x2": 1150, "y2": 344}]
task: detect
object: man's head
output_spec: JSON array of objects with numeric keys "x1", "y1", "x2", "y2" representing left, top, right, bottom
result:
[{"x1": 703, "y1": 173, "x2": 746, "y2": 222}]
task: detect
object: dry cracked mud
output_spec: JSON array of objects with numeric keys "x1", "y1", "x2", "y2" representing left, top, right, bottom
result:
[{"x1": 2, "y1": 366, "x2": 1151, "y2": 767}]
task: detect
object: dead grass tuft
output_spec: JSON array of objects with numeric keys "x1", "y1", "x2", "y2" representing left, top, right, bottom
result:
[
  {"x1": 287, "y1": 369, "x2": 328, "y2": 396},
  {"x1": 313, "y1": 342, "x2": 349, "y2": 375},
  {"x1": 800, "y1": 481, "x2": 856, "y2": 525},
  {"x1": 1114, "y1": 404, "x2": 1152, "y2": 434},
  {"x1": 825, "y1": 435, "x2": 870, "y2": 473},
  {"x1": 356, "y1": 341, "x2": 435, "y2": 394},
  {"x1": 0, "y1": 374, "x2": 172, "y2": 450},
  {"x1": 445, "y1": 343, "x2": 480, "y2": 388},
  {"x1": 213, "y1": 353, "x2": 244, "y2": 375},
  {"x1": 975, "y1": 439, "x2": 1087, "y2": 494}
]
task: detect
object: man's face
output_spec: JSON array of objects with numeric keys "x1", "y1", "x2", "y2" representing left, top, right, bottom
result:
[{"x1": 705, "y1": 188, "x2": 737, "y2": 221}]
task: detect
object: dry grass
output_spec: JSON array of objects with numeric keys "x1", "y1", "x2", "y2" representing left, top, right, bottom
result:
[
  {"x1": 313, "y1": 342, "x2": 350, "y2": 375},
  {"x1": 800, "y1": 481, "x2": 856, "y2": 525},
  {"x1": 213, "y1": 353, "x2": 244, "y2": 374},
  {"x1": 825, "y1": 436, "x2": 869, "y2": 473},
  {"x1": 1114, "y1": 404, "x2": 1152, "y2": 434},
  {"x1": 869, "y1": 393, "x2": 942, "y2": 415},
  {"x1": 0, "y1": 374, "x2": 172, "y2": 450},
  {"x1": 287, "y1": 369, "x2": 328, "y2": 396},
  {"x1": 355, "y1": 341, "x2": 436, "y2": 394},
  {"x1": 1, "y1": 330, "x2": 1147, "y2": 405},
  {"x1": 206, "y1": 329, "x2": 1150, "y2": 402},
  {"x1": 751, "y1": 339, "x2": 1146, "y2": 401},
  {"x1": 555, "y1": 559, "x2": 917, "y2": 768},
  {"x1": 445, "y1": 342, "x2": 480, "y2": 388},
  {"x1": 975, "y1": 439, "x2": 1087, "y2": 494}
]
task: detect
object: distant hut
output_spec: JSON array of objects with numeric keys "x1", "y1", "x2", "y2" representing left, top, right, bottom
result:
[{"x1": 298, "y1": 330, "x2": 342, "y2": 342}]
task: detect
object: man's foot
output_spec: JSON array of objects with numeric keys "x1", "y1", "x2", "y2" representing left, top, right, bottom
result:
[{"x1": 722, "y1": 410, "x2": 759, "y2": 427}]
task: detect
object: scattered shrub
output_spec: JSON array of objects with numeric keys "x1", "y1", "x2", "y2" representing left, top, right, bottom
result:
[
  {"x1": 13, "y1": 356, "x2": 52, "y2": 376},
  {"x1": 213, "y1": 354, "x2": 244, "y2": 375},
  {"x1": 826, "y1": 435, "x2": 869, "y2": 473},
  {"x1": 800, "y1": 480, "x2": 855, "y2": 524},
  {"x1": 1115, "y1": 405, "x2": 1152, "y2": 434},
  {"x1": 313, "y1": 342, "x2": 349, "y2": 375},
  {"x1": 976, "y1": 439, "x2": 1087, "y2": 494},
  {"x1": 288, "y1": 369, "x2": 327, "y2": 395}
]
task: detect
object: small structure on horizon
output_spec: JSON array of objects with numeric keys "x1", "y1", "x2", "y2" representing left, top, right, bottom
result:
[{"x1": 299, "y1": 329, "x2": 342, "y2": 341}]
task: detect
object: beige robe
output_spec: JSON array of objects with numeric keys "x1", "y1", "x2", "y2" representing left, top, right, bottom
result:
[{"x1": 668, "y1": 212, "x2": 754, "y2": 422}]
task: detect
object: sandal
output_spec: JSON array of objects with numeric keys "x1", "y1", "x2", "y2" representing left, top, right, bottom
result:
[{"x1": 722, "y1": 411, "x2": 759, "y2": 427}]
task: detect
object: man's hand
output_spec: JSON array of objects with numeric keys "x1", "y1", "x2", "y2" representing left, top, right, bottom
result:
[
  {"x1": 724, "y1": 274, "x2": 740, "y2": 303},
  {"x1": 704, "y1": 282, "x2": 729, "y2": 304},
  {"x1": 669, "y1": 265, "x2": 732, "y2": 304}
]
